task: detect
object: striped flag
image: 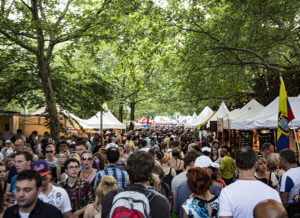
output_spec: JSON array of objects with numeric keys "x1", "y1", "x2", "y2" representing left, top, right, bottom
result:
[{"x1": 277, "y1": 78, "x2": 295, "y2": 152}]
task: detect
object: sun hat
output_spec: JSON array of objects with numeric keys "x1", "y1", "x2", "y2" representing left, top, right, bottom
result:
[{"x1": 194, "y1": 155, "x2": 219, "y2": 168}]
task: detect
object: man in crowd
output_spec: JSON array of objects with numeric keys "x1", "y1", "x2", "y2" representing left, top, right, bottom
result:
[
  {"x1": 219, "y1": 146, "x2": 282, "y2": 218},
  {"x1": 74, "y1": 142, "x2": 87, "y2": 157},
  {"x1": 260, "y1": 142, "x2": 275, "y2": 158},
  {"x1": 7, "y1": 151, "x2": 33, "y2": 194},
  {"x1": 94, "y1": 147, "x2": 128, "y2": 189},
  {"x1": 253, "y1": 199, "x2": 288, "y2": 218},
  {"x1": 45, "y1": 144, "x2": 58, "y2": 169},
  {"x1": 33, "y1": 160, "x2": 72, "y2": 218},
  {"x1": 101, "y1": 151, "x2": 170, "y2": 218},
  {"x1": 219, "y1": 147, "x2": 236, "y2": 185},
  {"x1": 171, "y1": 150, "x2": 200, "y2": 194},
  {"x1": 4, "y1": 169, "x2": 63, "y2": 218},
  {"x1": 278, "y1": 149, "x2": 300, "y2": 210},
  {"x1": 139, "y1": 139, "x2": 150, "y2": 152},
  {"x1": 60, "y1": 158, "x2": 95, "y2": 217}
]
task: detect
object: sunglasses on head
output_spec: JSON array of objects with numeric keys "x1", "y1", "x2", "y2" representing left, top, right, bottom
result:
[{"x1": 81, "y1": 156, "x2": 92, "y2": 161}]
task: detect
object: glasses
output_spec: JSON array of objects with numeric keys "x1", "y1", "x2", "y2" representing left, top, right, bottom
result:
[
  {"x1": 45, "y1": 150, "x2": 54, "y2": 154},
  {"x1": 81, "y1": 156, "x2": 92, "y2": 161},
  {"x1": 68, "y1": 166, "x2": 79, "y2": 170}
]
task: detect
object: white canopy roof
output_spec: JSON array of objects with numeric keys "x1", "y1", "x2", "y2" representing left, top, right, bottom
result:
[
  {"x1": 210, "y1": 102, "x2": 230, "y2": 121},
  {"x1": 231, "y1": 96, "x2": 297, "y2": 129},
  {"x1": 31, "y1": 106, "x2": 87, "y2": 128},
  {"x1": 85, "y1": 110, "x2": 126, "y2": 129},
  {"x1": 291, "y1": 95, "x2": 300, "y2": 127},
  {"x1": 223, "y1": 99, "x2": 264, "y2": 129},
  {"x1": 185, "y1": 106, "x2": 214, "y2": 128}
]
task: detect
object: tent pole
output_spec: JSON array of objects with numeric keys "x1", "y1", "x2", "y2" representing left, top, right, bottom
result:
[
  {"x1": 99, "y1": 50, "x2": 105, "y2": 135},
  {"x1": 292, "y1": 121, "x2": 300, "y2": 161}
]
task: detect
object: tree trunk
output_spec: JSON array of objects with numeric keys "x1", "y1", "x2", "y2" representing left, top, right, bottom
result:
[
  {"x1": 118, "y1": 104, "x2": 123, "y2": 122},
  {"x1": 128, "y1": 102, "x2": 135, "y2": 130},
  {"x1": 37, "y1": 56, "x2": 60, "y2": 142}
]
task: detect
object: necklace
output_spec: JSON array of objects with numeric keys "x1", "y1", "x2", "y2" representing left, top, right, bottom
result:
[{"x1": 239, "y1": 177, "x2": 256, "y2": 180}]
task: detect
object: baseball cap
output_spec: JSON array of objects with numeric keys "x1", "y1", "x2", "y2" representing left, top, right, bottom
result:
[
  {"x1": 5, "y1": 140, "x2": 12, "y2": 144},
  {"x1": 194, "y1": 155, "x2": 219, "y2": 168},
  {"x1": 201, "y1": 147, "x2": 211, "y2": 153},
  {"x1": 32, "y1": 160, "x2": 51, "y2": 177},
  {"x1": 105, "y1": 143, "x2": 118, "y2": 149}
]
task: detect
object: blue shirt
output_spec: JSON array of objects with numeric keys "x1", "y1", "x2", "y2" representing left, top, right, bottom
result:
[
  {"x1": 9, "y1": 174, "x2": 17, "y2": 194},
  {"x1": 94, "y1": 165, "x2": 128, "y2": 189},
  {"x1": 174, "y1": 180, "x2": 221, "y2": 218}
]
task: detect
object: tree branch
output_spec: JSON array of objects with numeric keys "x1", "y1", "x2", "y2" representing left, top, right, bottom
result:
[
  {"x1": 0, "y1": 29, "x2": 36, "y2": 54},
  {"x1": 55, "y1": 0, "x2": 112, "y2": 43}
]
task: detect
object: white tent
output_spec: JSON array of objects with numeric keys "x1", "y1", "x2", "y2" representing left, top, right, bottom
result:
[
  {"x1": 185, "y1": 106, "x2": 214, "y2": 128},
  {"x1": 85, "y1": 110, "x2": 126, "y2": 129},
  {"x1": 223, "y1": 99, "x2": 264, "y2": 129},
  {"x1": 207, "y1": 102, "x2": 230, "y2": 128},
  {"x1": 31, "y1": 106, "x2": 87, "y2": 128},
  {"x1": 291, "y1": 95, "x2": 300, "y2": 127},
  {"x1": 231, "y1": 96, "x2": 297, "y2": 129}
]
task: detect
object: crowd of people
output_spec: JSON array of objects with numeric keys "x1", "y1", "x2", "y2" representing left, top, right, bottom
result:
[{"x1": 0, "y1": 127, "x2": 299, "y2": 218}]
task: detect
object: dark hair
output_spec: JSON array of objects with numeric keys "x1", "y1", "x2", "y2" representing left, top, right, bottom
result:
[
  {"x1": 140, "y1": 139, "x2": 147, "y2": 147},
  {"x1": 17, "y1": 129, "x2": 22, "y2": 134},
  {"x1": 172, "y1": 148, "x2": 180, "y2": 158},
  {"x1": 187, "y1": 167, "x2": 211, "y2": 195},
  {"x1": 261, "y1": 143, "x2": 273, "y2": 152},
  {"x1": 184, "y1": 151, "x2": 200, "y2": 169},
  {"x1": 64, "y1": 158, "x2": 80, "y2": 169},
  {"x1": 235, "y1": 146, "x2": 257, "y2": 170},
  {"x1": 127, "y1": 151, "x2": 155, "y2": 183},
  {"x1": 75, "y1": 142, "x2": 88, "y2": 149},
  {"x1": 93, "y1": 153, "x2": 105, "y2": 170},
  {"x1": 152, "y1": 165, "x2": 164, "y2": 180},
  {"x1": 16, "y1": 151, "x2": 33, "y2": 162},
  {"x1": 16, "y1": 169, "x2": 42, "y2": 188},
  {"x1": 279, "y1": 149, "x2": 297, "y2": 164},
  {"x1": 106, "y1": 147, "x2": 120, "y2": 163}
]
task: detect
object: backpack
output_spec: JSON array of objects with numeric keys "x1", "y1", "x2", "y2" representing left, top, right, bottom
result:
[{"x1": 109, "y1": 188, "x2": 156, "y2": 218}]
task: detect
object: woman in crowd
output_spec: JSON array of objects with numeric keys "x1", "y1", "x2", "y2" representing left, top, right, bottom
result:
[
  {"x1": 117, "y1": 144, "x2": 126, "y2": 170},
  {"x1": 210, "y1": 146, "x2": 221, "y2": 164},
  {"x1": 84, "y1": 175, "x2": 117, "y2": 218},
  {"x1": 267, "y1": 153, "x2": 285, "y2": 180},
  {"x1": 169, "y1": 148, "x2": 184, "y2": 175},
  {"x1": 3, "y1": 153, "x2": 14, "y2": 171},
  {"x1": 182, "y1": 167, "x2": 219, "y2": 218},
  {"x1": 255, "y1": 156, "x2": 278, "y2": 189},
  {"x1": 93, "y1": 152, "x2": 105, "y2": 170},
  {"x1": 158, "y1": 152, "x2": 176, "y2": 191},
  {"x1": 0, "y1": 162, "x2": 7, "y2": 191},
  {"x1": 54, "y1": 150, "x2": 69, "y2": 183},
  {"x1": 80, "y1": 150, "x2": 97, "y2": 185}
]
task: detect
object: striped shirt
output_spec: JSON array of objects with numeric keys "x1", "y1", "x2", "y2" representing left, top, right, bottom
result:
[{"x1": 94, "y1": 165, "x2": 128, "y2": 189}]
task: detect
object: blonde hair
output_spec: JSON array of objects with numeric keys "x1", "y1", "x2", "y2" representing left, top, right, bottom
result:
[
  {"x1": 267, "y1": 153, "x2": 280, "y2": 170},
  {"x1": 94, "y1": 176, "x2": 117, "y2": 210},
  {"x1": 69, "y1": 152, "x2": 80, "y2": 162},
  {"x1": 56, "y1": 151, "x2": 69, "y2": 182},
  {"x1": 150, "y1": 173, "x2": 161, "y2": 187}
]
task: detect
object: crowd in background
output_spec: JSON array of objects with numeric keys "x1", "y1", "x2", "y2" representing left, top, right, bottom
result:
[{"x1": 0, "y1": 127, "x2": 299, "y2": 218}]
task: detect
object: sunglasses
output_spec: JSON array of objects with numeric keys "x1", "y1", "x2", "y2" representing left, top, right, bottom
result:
[
  {"x1": 81, "y1": 156, "x2": 92, "y2": 161},
  {"x1": 45, "y1": 150, "x2": 54, "y2": 153}
]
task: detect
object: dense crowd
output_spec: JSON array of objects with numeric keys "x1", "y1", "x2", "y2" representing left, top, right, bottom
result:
[{"x1": 0, "y1": 127, "x2": 299, "y2": 218}]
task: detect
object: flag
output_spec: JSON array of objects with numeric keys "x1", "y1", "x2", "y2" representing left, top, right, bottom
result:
[{"x1": 277, "y1": 78, "x2": 295, "y2": 152}]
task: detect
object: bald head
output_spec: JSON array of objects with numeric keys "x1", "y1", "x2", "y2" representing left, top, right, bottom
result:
[{"x1": 254, "y1": 200, "x2": 287, "y2": 218}]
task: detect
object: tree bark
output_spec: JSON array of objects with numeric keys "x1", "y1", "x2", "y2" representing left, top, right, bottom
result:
[
  {"x1": 118, "y1": 104, "x2": 123, "y2": 122},
  {"x1": 37, "y1": 56, "x2": 60, "y2": 142},
  {"x1": 128, "y1": 102, "x2": 135, "y2": 130}
]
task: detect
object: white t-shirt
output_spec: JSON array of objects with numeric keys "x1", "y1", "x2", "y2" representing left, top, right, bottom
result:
[
  {"x1": 171, "y1": 171, "x2": 187, "y2": 193},
  {"x1": 140, "y1": 147, "x2": 150, "y2": 152},
  {"x1": 38, "y1": 184, "x2": 72, "y2": 214},
  {"x1": 219, "y1": 180, "x2": 281, "y2": 218},
  {"x1": 279, "y1": 166, "x2": 300, "y2": 203},
  {"x1": 19, "y1": 211, "x2": 30, "y2": 218}
]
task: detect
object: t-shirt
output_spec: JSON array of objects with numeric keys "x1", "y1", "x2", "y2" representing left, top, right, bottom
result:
[
  {"x1": 182, "y1": 196, "x2": 219, "y2": 218},
  {"x1": 46, "y1": 158, "x2": 58, "y2": 169},
  {"x1": 219, "y1": 180, "x2": 281, "y2": 218},
  {"x1": 19, "y1": 210, "x2": 30, "y2": 218},
  {"x1": 171, "y1": 171, "x2": 187, "y2": 193},
  {"x1": 174, "y1": 180, "x2": 221, "y2": 218},
  {"x1": 38, "y1": 184, "x2": 72, "y2": 214},
  {"x1": 279, "y1": 166, "x2": 300, "y2": 204}
]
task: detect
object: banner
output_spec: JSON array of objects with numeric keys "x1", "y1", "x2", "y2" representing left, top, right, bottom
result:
[{"x1": 277, "y1": 78, "x2": 295, "y2": 152}]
